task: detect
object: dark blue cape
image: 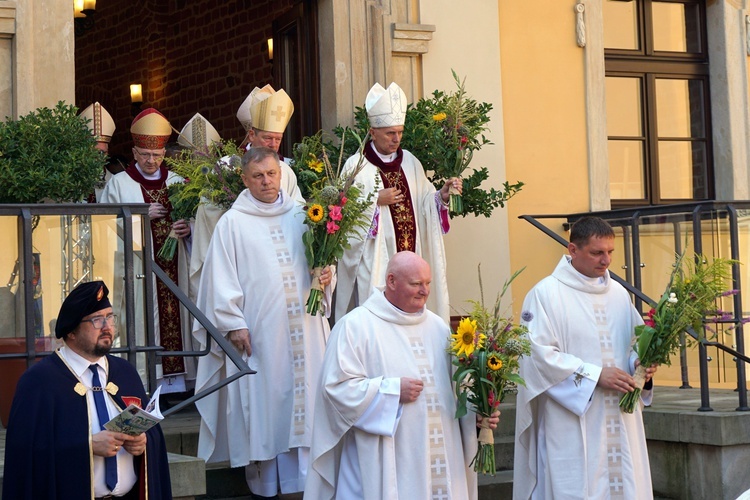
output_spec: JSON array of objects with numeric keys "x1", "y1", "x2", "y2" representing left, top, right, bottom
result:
[{"x1": 2, "y1": 351, "x2": 172, "y2": 499}]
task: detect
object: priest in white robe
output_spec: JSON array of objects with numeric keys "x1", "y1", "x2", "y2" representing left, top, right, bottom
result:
[
  {"x1": 334, "y1": 82, "x2": 461, "y2": 324},
  {"x1": 188, "y1": 87, "x2": 302, "y2": 301},
  {"x1": 193, "y1": 147, "x2": 332, "y2": 498},
  {"x1": 514, "y1": 216, "x2": 656, "y2": 500},
  {"x1": 306, "y1": 251, "x2": 494, "y2": 500}
]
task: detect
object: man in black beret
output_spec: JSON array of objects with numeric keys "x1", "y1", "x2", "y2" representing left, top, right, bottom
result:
[{"x1": 2, "y1": 281, "x2": 172, "y2": 499}]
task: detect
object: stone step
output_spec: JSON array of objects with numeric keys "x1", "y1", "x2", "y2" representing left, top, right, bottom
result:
[
  {"x1": 478, "y1": 469, "x2": 514, "y2": 499},
  {"x1": 170, "y1": 452, "x2": 207, "y2": 499}
]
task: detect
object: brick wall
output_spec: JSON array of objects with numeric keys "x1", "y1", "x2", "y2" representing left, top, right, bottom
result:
[{"x1": 75, "y1": 0, "x2": 294, "y2": 159}]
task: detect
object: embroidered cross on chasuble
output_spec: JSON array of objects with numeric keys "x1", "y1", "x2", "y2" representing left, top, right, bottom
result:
[
  {"x1": 126, "y1": 163, "x2": 186, "y2": 375},
  {"x1": 594, "y1": 303, "x2": 625, "y2": 499},
  {"x1": 269, "y1": 224, "x2": 308, "y2": 436},
  {"x1": 405, "y1": 334, "x2": 449, "y2": 499},
  {"x1": 364, "y1": 145, "x2": 417, "y2": 252}
]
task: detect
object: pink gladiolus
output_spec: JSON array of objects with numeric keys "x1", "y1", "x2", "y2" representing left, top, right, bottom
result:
[
  {"x1": 328, "y1": 205, "x2": 343, "y2": 221},
  {"x1": 340, "y1": 196, "x2": 348, "y2": 205},
  {"x1": 326, "y1": 221, "x2": 340, "y2": 234}
]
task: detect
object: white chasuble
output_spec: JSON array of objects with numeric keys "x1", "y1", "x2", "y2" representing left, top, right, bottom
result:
[
  {"x1": 513, "y1": 256, "x2": 653, "y2": 500},
  {"x1": 306, "y1": 289, "x2": 477, "y2": 500},
  {"x1": 334, "y1": 149, "x2": 451, "y2": 324},
  {"x1": 193, "y1": 189, "x2": 329, "y2": 467}
]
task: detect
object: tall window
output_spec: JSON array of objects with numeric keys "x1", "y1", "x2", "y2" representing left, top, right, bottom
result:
[{"x1": 603, "y1": 0, "x2": 712, "y2": 206}]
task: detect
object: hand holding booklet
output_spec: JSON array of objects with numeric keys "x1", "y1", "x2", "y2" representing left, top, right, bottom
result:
[{"x1": 104, "y1": 385, "x2": 164, "y2": 435}]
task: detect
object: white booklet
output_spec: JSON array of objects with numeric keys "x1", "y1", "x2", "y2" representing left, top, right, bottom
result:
[{"x1": 104, "y1": 385, "x2": 163, "y2": 436}]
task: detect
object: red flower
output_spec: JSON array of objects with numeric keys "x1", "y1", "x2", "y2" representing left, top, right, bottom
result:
[
  {"x1": 328, "y1": 205, "x2": 343, "y2": 221},
  {"x1": 326, "y1": 221, "x2": 340, "y2": 234},
  {"x1": 340, "y1": 195, "x2": 348, "y2": 205}
]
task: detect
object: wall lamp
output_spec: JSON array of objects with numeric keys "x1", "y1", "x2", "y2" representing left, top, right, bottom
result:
[
  {"x1": 267, "y1": 38, "x2": 274, "y2": 62},
  {"x1": 73, "y1": 0, "x2": 96, "y2": 37},
  {"x1": 130, "y1": 84, "x2": 143, "y2": 105}
]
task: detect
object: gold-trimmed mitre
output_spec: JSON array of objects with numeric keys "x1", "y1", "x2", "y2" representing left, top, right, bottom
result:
[
  {"x1": 178, "y1": 112, "x2": 221, "y2": 151},
  {"x1": 79, "y1": 102, "x2": 116, "y2": 143},
  {"x1": 130, "y1": 108, "x2": 172, "y2": 149},
  {"x1": 242, "y1": 86, "x2": 294, "y2": 134},
  {"x1": 365, "y1": 82, "x2": 408, "y2": 128},
  {"x1": 236, "y1": 85, "x2": 275, "y2": 131}
]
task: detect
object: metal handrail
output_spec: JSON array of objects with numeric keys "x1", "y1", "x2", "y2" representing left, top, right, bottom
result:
[
  {"x1": 520, "y1": 202, "x2": 750, "y2": 411},
  {"x1": 0, "y1": 204, "x2": 255, "y2": 418}
]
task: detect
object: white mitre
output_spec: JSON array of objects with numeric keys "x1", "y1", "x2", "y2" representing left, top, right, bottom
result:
[
  {"x1": 178, "y1": 112, "x2": 221, "y2": 151},
  {"x1": 79, "y1": 102, "x2": 116, "y2": 143},
  {"x1": 365, "y1": 82, "x2": 408, "y2": 128},
  {"x1": 236, "y1": 84, "x2": 275, "y2": 131}
]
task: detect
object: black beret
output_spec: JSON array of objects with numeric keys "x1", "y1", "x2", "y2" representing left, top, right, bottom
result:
[{"x1": 55, "y1": 281, "x2": 112, "y2": 339}]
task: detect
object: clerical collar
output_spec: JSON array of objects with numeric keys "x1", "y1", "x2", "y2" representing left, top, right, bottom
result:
[
  {"x1": 369, "y1": 142, "x2": 397, "y2": 163},
  {"x1": 246, "y1": 189, "x2": 284, "y2": 208},
  {"x1": 59, "y1": 344, "x2": 107, "y2": 380},
  {"x1": 135, "y1": 163, "x2": 162, "y2": 181}
]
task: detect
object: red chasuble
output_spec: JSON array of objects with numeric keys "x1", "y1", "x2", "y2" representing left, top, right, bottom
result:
[
  {"x1": 125, "y1": 162, "x2": 185, "y2": 375},
  {"x1": 363, "y1": 143, "x2": 417, "y2": 252}
]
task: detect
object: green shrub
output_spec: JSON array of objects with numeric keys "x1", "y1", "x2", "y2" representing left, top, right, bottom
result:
[{"x1": 0, "y1": 101, "x2": 106, "y2": 203}]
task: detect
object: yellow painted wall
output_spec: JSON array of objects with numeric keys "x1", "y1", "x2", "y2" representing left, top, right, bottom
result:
[
  {"x1": 498, "y1": 0, "x2": 592, "y2": 305},
  {"x1": 420, "y1": 1, "x2": 513, "y2": 314}
]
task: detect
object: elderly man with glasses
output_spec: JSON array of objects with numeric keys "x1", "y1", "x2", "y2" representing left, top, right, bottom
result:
[
  {"x1": 101, "y1": 108, "x2": 193, "y2": 397},
  {"x1": 2, "y1": 281, "x2": 172, "y2": 499}
]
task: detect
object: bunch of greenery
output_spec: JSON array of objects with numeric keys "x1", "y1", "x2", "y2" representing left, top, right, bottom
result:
[
  {"x1": 0, "y1": 101, "x2": 106, "y2": 203},
  {"x1": 449, "y1": 266, "x2": 530, "y2": 474},
  {"x1": 164, "y1": 140, "x2": 246, "y2": 211},
  {"x1": 401, "y1": 71, "x2": 523, "y2": 217},
  {"x1": 314, "y1": 74, "x2": 523, "y2": 218},
  {"x1": 619, "y1": 253, "x2": 736, "y2": 413}
]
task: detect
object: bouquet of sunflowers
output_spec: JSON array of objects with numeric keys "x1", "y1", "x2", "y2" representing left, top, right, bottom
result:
[
  {"x1": 619, "y1": 253, "x2": 735, "y2": 413},
  {"x1": 300, "y1": 129, "x2": 376, "y2": 315},
  {"x1": 449, "y1": 267, "x2": 530, "y2": 475}
]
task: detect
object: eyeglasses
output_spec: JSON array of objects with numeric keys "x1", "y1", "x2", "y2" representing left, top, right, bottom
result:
[
  {"x1": 134, "y1": 149, "x2": 165, "y2": 161},
  {"x1": 81, "y1": 314, "x2": 118, "y2": 329}
]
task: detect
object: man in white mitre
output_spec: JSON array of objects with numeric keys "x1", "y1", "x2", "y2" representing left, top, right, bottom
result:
[
  {"x1": 306, "y1": 251, "x2": 497, "y2": 500},
  {"x1": 101, "y1": 108, "x2": 192, "y2": 394},
  {"x1": 79, "y1": 101, "x2": 117, "y2": 202},
  {"x1": 514, "y1": 216, "x2": 657, "y2": 500},
  {"x1": 334, "y1": 82, "x2": 462, "y2": 324},
  {"x1": 237, "y1": 84, "x2": 301, "y2": 201},
  {"x1": 193, "y1": 146, "x2": 333, "y2": 499}
]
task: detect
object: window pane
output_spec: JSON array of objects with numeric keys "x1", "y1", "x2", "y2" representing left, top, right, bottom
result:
[
  {"x1": 652, "y1": 1, "x2": 702, "y2": 53},
  {"x1": 609, "y1": 140, "x2": 645, "y2": 199},
  {"x1": 658, "y1": 140, "x2": 708, "y2": 199},
  {"x1": 603, "y1": 0, "x2": 639, "y2": 50},
  {"x1": 655, "y1": 78, "x2": 706, "y2": 138},
  {"x1": 606, "y1": 77, "x2": 643, "y2": 137}
]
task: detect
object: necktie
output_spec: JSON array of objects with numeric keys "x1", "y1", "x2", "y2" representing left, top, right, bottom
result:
[{"x1": 89, "y1": 364, "x2": 118, "y2": 491}]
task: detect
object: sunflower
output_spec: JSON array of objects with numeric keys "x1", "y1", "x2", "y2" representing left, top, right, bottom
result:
[
  {"x1": 307, "y1": 158, "x2": 324, "y2": 173},
  {"x1": 450, "y1": 318, "x2": 485, "y2": 357},
  {"x1": 307, "y1": 204, "x2": 325, "y2": 223},
  {"x1": 487, "y1": 354, "x2": 503, "y2": 371}
]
